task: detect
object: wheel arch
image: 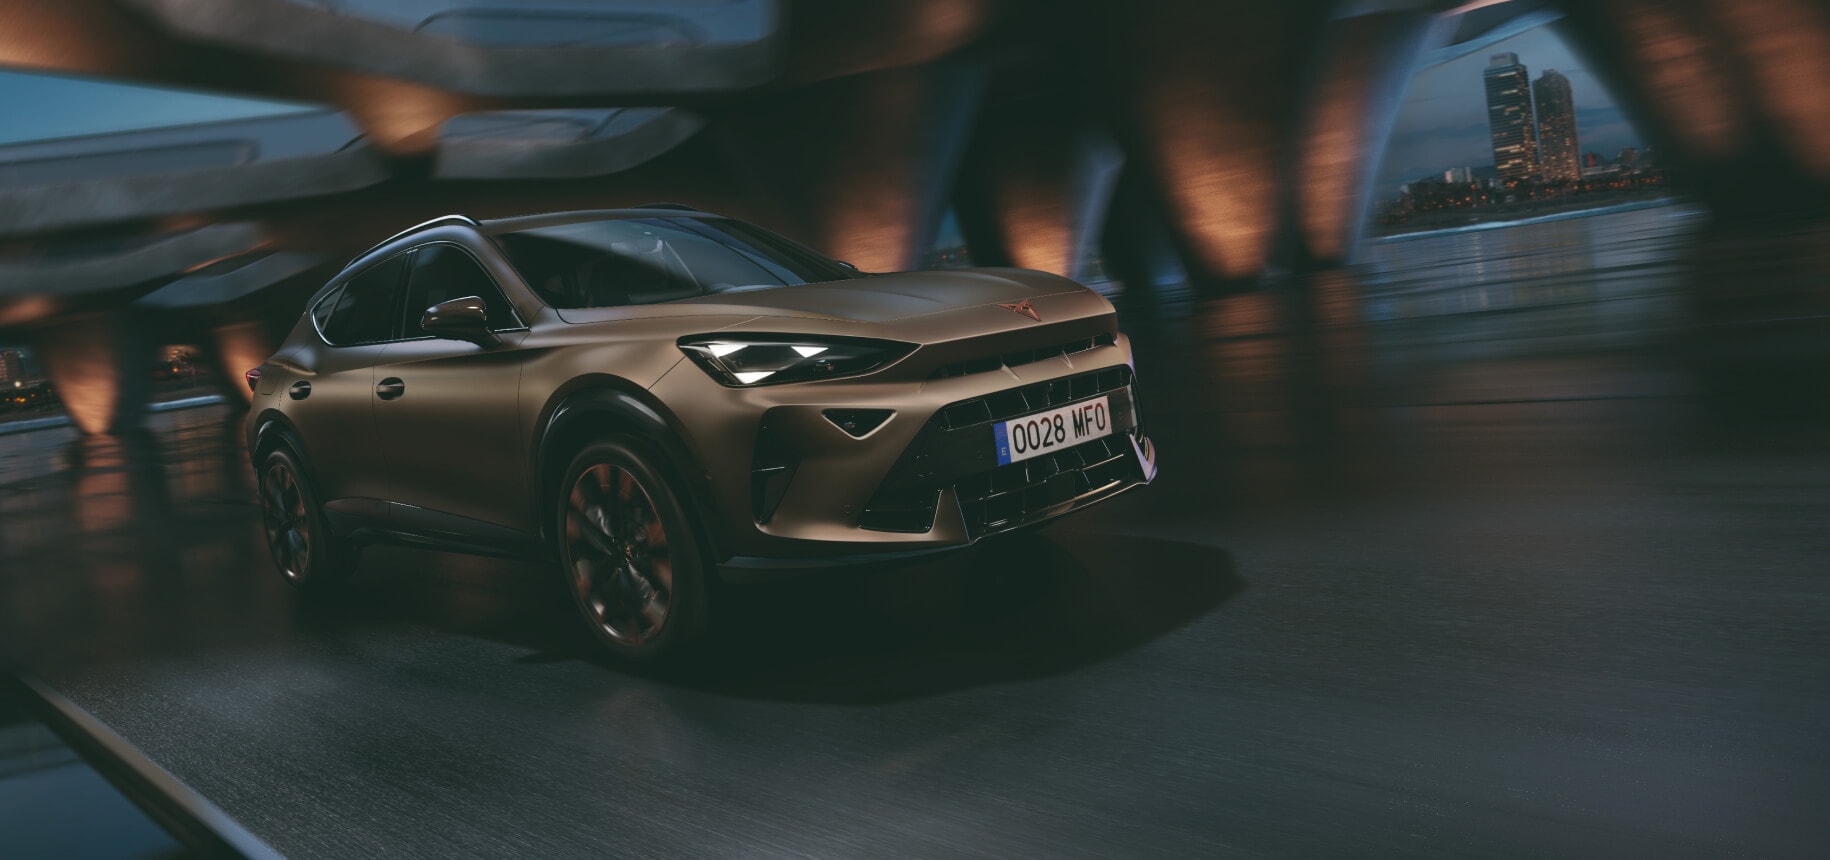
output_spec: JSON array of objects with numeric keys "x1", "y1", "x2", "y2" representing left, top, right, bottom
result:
[
  {"x1": 251, "y1": 409, "x2": 312, "y2": 471},
  {"x1": 533, "y1": 377, "x2": 729, "y2": 562}
]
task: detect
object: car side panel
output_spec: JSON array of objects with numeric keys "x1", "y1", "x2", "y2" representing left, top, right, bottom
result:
[
  {"x1": 273, "y1": 339, "x2": 390, "y2": 504},
  {"x1": 372, "y1": 333, "x2": 531, "y2": 530}
]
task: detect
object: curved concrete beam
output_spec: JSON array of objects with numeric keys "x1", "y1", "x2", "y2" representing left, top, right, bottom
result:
[
  {"x1": 115, "y1": 0, "x2": 784, "y2": 97},
  {"x1": 780, "y1": 0, "x2": 1006, "y2": 84},
  {"x1": 0, "y1": 223, "x2": 263, "y2": 328},
  {"x1": 434, "y1": 108, "x2": 706, "y2": 179},
  {"x1": 134, "y1": 251, "x2": 327, "y2": 310},
  {"x1": 0, "y1": 111, "x2": 388, "y2": 236}
]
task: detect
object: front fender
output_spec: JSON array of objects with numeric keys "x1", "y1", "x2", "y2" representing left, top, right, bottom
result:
[{"x1": 534, "y1": 384, "x2": 729, "y2": 560}]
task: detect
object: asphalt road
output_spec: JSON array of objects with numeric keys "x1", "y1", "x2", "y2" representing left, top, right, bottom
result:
[{"x1": 4, "y1": 221, "x2": 1829, "y2": 857}]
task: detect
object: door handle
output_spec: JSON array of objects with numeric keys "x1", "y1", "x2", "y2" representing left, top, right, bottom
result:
[
  {"x1": 288, "y1": 381, "x2": 311, "y2": 400},
  {"x1": 376, "y1": 377, "x2": 405, "y2": 400}
]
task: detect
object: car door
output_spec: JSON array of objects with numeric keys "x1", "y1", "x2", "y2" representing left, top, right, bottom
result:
[
  {"x1": 371, "y1": 243, "x2": 531, "y2": 532},
  {"x1": 286, "y1": 253, "x2": 408, "y2": 510}
]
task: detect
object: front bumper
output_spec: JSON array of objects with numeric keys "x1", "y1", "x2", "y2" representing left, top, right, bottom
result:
[{"x1": 648, "y1": 336, "x2": 1157, "y2": 564}]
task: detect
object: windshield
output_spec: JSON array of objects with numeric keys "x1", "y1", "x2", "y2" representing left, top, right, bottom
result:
[{"x1": 494, "y1": 217, "x2": 857, "y2": 309}]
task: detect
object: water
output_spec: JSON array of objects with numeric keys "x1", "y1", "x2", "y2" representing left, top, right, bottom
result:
[{"x1": 1353, "y1": 201, "x2": 1707, "y2": 359}]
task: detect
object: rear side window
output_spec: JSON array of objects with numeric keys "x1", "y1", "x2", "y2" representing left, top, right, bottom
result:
[
  {"x1": 319, "y1": 254, "x2": 408, "y2": 345},
  {"x1": 401, "y1": 245, "x2": 520, "y2": 335}
]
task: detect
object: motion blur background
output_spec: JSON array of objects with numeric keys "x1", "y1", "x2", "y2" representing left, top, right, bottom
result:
[{"x1": 2, "y1": 1, "x2": 1828, "y2": 857}]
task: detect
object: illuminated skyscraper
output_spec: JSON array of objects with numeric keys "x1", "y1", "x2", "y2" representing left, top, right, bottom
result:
[
  {"x1": 1534, "y1": 69, "x2": 1581, "y2": 182},
  {"x1": 0, "y1": 349, "x2": 23, "y2": 384},
  {"x1": 1483, "y1": 53, "x2": 1540, "y2": 183}
]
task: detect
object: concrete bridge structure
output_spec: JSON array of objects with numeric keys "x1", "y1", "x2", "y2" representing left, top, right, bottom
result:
[{"x1": 0, "y1": 0, "x2": 1825, "y2": 435}]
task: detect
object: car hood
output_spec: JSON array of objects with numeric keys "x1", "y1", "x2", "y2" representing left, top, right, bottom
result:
[{"x1": 553, "y1": 268, "x2": 1087, "y2": 326}]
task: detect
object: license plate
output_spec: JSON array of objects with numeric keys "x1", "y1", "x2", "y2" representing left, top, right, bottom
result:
[{"x1": 993, "y1": 396, "x2": 1113, "y2": 466}]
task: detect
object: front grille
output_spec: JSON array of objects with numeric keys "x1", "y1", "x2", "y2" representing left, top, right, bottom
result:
[
  {"x1": 929, "y1": 332, "x2": 1116, "y2": 380},
  {"x1": 940, "y1": 365, "x2": 1131, "y2": 430},
  {"x1": 860, "y1": 365, "x2": 1143, "y2": 537},
  {"x1": 954, "y1": 434, "x2": 1136, "y2": 534}
]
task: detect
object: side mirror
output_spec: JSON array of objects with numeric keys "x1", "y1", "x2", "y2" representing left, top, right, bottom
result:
[{"x1": 420, "y1": 296, "x2": 500, "y2": 348}]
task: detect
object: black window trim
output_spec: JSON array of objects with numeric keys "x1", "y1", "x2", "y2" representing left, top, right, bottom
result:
[
  {"x1": 311, "y1": 250, "x2": 412, "y2": 348},
  {"x1": 312, "y1": 243, "x2": 527, "y2": 348},
  {"x1": 389, "y1": 241, "x2": 529, "y2": 343}
]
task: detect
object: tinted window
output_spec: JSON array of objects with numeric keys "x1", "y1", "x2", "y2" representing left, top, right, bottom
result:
[
  {"x1": 402, "y1": 245, "x2": 520, "y2": 335},
  {"x1": 495, "y1": 217, "x2": 853, "y2": 310},
  {"x1": 310, "y1": 285, "x2": 342, "y2": 331},
  {"x1": 320, "y1": 254, "x2": 407, "y2": 345}
]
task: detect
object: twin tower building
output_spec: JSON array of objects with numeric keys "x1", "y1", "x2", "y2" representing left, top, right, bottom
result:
[{"x1": 1483, "y1": 52, "x2": 1582, "y2": 183}]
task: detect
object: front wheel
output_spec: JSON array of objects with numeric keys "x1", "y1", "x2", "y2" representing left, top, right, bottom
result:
[
  {"x1": 258, "y1": 448, "x2": 358, "y2": 591},
  {"x1": 557, "y1": 439, "x2": 710, "y2": 663}
]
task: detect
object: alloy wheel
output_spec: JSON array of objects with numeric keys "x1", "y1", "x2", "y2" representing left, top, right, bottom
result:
[
  {"x1": 261, "y1": 461, "x2": 311, "y2": 581},
  {"x1": 565, "y1": 463, "x2": 674, "y2": 646}
]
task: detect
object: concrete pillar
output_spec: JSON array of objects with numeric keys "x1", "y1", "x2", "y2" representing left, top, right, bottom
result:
[
  {"x1": 1283, "y1": 11, "x2": 1438, "y2": 267},
  {"x1": 201, "y1": 319, "x2": 281, "y2": 408},
  {"x1": 1556, "y1": 0, "x2": 1830, "y2": 218},
  {"x1": 954, "y1": 94, "x2": 1123, "y2": 281},
  {"x1": 1098, "y1": 165, "x2": 1193, "y2": 307},
  {"x1": 32, "y1": 310, "x2": 156, "y2": 436},
  {"x1": 716, "y1": 59, "x2": 986, "y2": 271},
  {"x1": 1092, "y1": 1, "x2": 1332, "y2": 288},
  {"x1": 1700, "y1": 0, "x2": 1830, "y2": 181}
]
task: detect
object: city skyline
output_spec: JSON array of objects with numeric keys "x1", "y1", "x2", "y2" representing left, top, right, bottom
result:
[
  {"x1": 1535, "y1": 68, "x2": 1582, "y2": 182},
  {"x1": 1483, "y1": 52, "x2": 1541, "y2": 182},
  {"x1": 1376, "y1": 25, "x2": 1640, "y2": 194}
]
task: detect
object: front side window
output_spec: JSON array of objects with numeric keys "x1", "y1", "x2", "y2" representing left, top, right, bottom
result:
[
  {"x1": 401, "y1": 245, "x2": 520, "y2": 336},
  {"x1": 494, "y1": 217, "x2": 853, "y2": 310},
  {"x1": 319, "y1": 253, "x2": 408, "y2": 345}
]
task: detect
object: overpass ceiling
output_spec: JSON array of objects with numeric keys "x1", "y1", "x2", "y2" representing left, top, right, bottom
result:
[
  {"x1": 433, "y1": 107, "x2": 706, "y2": 180},
  {"x1": 1336, "y1": 0, "x2": 1564, "y2": 66},
  {"x1": 0, "y1": 222, "x2": 264, "y2": 328},
  {"x1": 0, "y1": 111, "x2": 389, "y2": 237},
  {"x1": 113, "y1": 0, "x2": 784, "y2": 97},
  {"x1": 135, "y1": 250, "x2": 327, "y2": 310},
  {"x1": 1432, "y1": 1, "x2": 1563, "y2": 61}
]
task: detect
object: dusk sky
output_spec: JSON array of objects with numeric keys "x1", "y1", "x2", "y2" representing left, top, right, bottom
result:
[
  {"x1": 1373, "y1": 23, "x2": 1643, "y2": 196},
  {"x1": 0, "y1": 70, "x2": 317, "y2": 146}
]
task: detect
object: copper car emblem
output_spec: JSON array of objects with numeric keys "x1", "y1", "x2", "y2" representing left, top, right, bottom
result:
[{"x1": 997, "y1": 299, "x2": 1041, "y2": 321}]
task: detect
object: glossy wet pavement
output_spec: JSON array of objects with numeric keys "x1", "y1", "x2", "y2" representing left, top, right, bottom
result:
[{"x1": 4, "y1": 206, "x2": 1829, "y2": 857}]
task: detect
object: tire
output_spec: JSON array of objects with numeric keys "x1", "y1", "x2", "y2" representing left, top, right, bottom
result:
[
  {"x1": 258, "y1": 447, "x2": 359, "y2": 591},
  {"x1": 556, "y1": 438, "x2": 711, "y2": 663}
]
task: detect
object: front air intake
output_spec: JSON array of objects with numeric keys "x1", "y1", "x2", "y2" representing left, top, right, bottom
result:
[
  {"x1": 750, "y1": 419, "x2": 798, "y2": 524},
  {"x1": 859, "y1": 365, "x2": 1143, "y2": 538}
]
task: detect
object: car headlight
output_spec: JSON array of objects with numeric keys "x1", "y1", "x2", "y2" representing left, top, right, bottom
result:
[{"x1": 678, "y1": 335, "x2": 913, "y2": 386}]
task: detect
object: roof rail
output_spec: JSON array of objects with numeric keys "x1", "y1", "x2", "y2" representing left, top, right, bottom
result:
[
  {"x1": 635, "y1": 202, "x2": 701, "y2": 211},
  {"x1": 348, "y1": 214, "x2": 480, "y2": 265}
]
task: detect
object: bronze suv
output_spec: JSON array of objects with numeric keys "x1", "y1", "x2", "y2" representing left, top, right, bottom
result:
[{"x1": 246, "y1": 207, "x2": 1157, "y2": 661}]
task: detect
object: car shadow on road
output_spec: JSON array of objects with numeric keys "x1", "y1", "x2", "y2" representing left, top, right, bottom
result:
[
  {"x1": 269, "y1": 528, "x2": 1241, "y2": 708},
  {"x1": 660, "y1": 533, "x2": 1244, "y2": 705}
]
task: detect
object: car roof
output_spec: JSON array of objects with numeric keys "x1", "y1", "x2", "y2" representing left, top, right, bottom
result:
[{"x1": 478, "y1": 208, "x2": 726, "y2": 236}]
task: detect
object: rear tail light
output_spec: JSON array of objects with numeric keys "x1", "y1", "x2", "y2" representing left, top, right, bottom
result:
[{"x1": 245, "y1": 368, "x2": 262, "y2": 392}]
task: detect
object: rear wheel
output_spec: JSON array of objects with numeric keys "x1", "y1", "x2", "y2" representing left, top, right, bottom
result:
[
  {"x1": 258, "y1": 448, "x2": 359, "y2": 591},
  {"x1": 557, "y1": 439, "x2": 710, "y2": 663}
]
